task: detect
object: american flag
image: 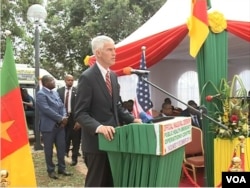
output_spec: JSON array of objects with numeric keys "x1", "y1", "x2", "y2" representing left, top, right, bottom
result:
[{"x1": 133, "y1": 47, "x2": 153, "y2": 118}]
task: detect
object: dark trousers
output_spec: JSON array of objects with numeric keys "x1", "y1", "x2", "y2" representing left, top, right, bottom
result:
[
  {"x1": 65, "y1": 114, "x2": 81, "y2": 161},
  {"x1": 25, "y1": 110, "x2": 35, "y2": 131},
  {"x1": 42, "y1": 127, "x2": 66, "y2": 173},
  {"x1": 84, "y1": 152, "x2": 113, "y2": 187}
]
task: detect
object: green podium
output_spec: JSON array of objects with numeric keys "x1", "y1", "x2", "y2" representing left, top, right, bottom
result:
[{"x1": 99, "y1": 117, "x2": 192, "y2": 187}]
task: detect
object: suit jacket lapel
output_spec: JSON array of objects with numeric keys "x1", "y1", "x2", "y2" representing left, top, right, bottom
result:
[
  {"x1": 71, "y1": 87, "x2": 77, "y2": 104},
  {"x1": 61, "y1": 87, "x2": 66, "y2": 102},
  {"x1": 110, "y1": 72, "x2": 116, "y2": 98},
  {"x1": 93, "y1": 64, "x2": 112, "y2": 100},
  {"x1": 110, "y1": 72, "x2": 120, "y2": 125}
]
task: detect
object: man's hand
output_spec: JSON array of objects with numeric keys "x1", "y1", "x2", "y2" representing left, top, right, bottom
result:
[
  {"x1": 97, "y1": 125, "x2": 115, "y2": 141},
  {"x1": 133, "y1": 118, "x2": 142, "y2": 124},
  {"x1": 60, "y1": 117, "x2": 68, "y2": 127},
  {"x1": 73, "y1": 122, "x2": 81, "y2": 131}
]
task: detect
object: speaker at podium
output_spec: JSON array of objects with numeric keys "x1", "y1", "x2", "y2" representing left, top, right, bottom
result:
[{"x1": 99, "y1": 116, "x2": 192, "y2": 187}]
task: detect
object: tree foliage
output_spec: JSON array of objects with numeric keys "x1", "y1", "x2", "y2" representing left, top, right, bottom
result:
[
  {"x1": 1, "y1": 0, "x2": 166, "y2": 79},
  {"x1": 1, "y1": 0, "x2": 43, "y2": 64}
]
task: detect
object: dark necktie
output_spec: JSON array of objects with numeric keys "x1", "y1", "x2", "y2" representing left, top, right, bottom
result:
[
  {"x1": 193, "y1": 115, "x2": 200, "y2": 127},
  {"x1": 106, "y1": 71, "x2": 112, "y2": 96},
  {"x1": 65, "y1": 87, "x2": 70, "y2": 113}
]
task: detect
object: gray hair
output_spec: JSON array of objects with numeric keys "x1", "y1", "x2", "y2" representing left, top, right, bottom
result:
[{"x1": 91, "y1": 35, "x2": 114, "y2": 55}]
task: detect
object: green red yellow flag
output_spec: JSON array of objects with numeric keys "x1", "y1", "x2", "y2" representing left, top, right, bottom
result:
[
  {"x1": 0, "y1": 36, "x2": 37, "y2": 187},
  {"x1": 188, "y1": 0, "x2": 209, "y2": 57}
]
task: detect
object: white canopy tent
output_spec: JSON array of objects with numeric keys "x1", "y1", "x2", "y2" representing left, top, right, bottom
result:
[
  {"x1": 115, "y1": 2, "x2": 249, "y2": 186},
  {"x1": 117, "y1": 0, "x2": 250, "y2": 64},
  {"x1": 117, "y1": 0, "x2": 250, "y2": 45},
  {"x1": 117, "y1": 0, "x2": 250, "y2": 110}
]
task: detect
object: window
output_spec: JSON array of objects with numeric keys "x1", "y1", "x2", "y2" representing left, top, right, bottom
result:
[
  {"x1": 177, "y1": 71, "x2": 199, "y2": 109},
  {"x1": 118, "y1": 74, "x2": 138, "y2": 101},
  {"x1": 238, "y1": 70, "x2": 250, "y2": 93}
]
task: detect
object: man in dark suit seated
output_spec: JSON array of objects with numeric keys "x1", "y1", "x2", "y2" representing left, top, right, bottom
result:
[
  {"x1": 21, "y1": 88, "x2": 35, "y2": 131},
  {"x1": 159, "y1": 102, "x2": 174, "y2": 117},
  {"x1": 164, "y1": 97, "x2": 183, "y2": 116},
  {"x1": 180, "y1": 100, "x2": 202, "y2": 129}
]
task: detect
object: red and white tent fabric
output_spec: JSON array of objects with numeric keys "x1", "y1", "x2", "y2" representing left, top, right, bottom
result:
[
  {"x1": 108, "y1": 0, "x2": 249, "y2": 76},
  {"x1": 86, "y1": 0, "x2": 250, "y2": 104}
]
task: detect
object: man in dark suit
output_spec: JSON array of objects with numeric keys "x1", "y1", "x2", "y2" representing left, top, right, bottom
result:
[
  {"x1": 180, "y1": 100, "x2": 202, "y2": 129},
  {"x1": 159, "y1": 102, "x2": 174, "y2": 117},
  {"x1": 36, "y1": 75, "x2": 72, "y2": 179},
  {"x1": 21, "y1": 88, "x2": 35, "y2": 131},
  {"x1": 57, "y1": 74, "x2": 81, "y2": 166},
  {"x1": 74, "y1": 35, "x2": 142, "y2": 187}
]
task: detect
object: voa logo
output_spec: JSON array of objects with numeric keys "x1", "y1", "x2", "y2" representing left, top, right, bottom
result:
[
  {"x1": 222, "y1": 172, "x2": 250, "y2": 187},
  {"x1": 226, "y1": 176, "x2": 246, "y2": 184}
]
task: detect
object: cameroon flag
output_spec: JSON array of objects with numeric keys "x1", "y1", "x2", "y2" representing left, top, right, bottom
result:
[
  {"x1": 0, "y1": 36, "x2": 37, "y2": 186},
  {"x1": 188, "y1": 0, "x2": 209, "y2": 58}
]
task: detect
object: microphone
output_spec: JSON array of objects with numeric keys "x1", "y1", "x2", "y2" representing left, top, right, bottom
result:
[
  {"x1": 140, "y1": 76, "x2": 228, "y2": 130},
  {"x1": 123, "y1": 67, "x2": 150, "y2": 75},
  {"x1": 139, "y1": 111, "x2": 153, "y2": 123},
  {"x1": 205, "y1": 94, "x2": 221, "y2": 102}
]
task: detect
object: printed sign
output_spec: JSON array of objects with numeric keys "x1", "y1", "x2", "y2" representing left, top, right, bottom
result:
[
  {"x1": 16, "y1": 69, "x2": 35, "y2": 81},
  {"x1": 154, "y1": 117, "x2": 192, "y2": 155}
]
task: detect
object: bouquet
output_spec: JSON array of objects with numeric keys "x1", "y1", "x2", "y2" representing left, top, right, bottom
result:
[{"x1": 202, "y1": 75, "x2": 249, "y2": 140}]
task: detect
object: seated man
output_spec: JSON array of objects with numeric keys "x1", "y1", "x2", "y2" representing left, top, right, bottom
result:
[
  {"x1": 126, "y1": 99, "x2": 134, "y2": 114},
  {"x1": 159, "y1": 102, "x2": 174, "y2": 117},
  {"x1": 122, "y1": 99, "x2": 134, "y2": 115},
  {"x1": 21, "y1": 88, "x2": 35, "y2": 131},
  {"x1": 180, "y1": 100, "x2": 202, "y2": 129},
  {"x1": 164, "y1": 97, "x2": 182, "y2": 116}
]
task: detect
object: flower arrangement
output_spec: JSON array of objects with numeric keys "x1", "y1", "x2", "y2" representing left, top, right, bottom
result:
[{"x1": 202, "y1": 75, "x2": 249, "y2": 140}]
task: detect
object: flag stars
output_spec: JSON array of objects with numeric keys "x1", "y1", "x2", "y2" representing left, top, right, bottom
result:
[
  {"x1": 0, "y1": 120, "x2": 14, "y2": 142},
  {"x1": 136, "y1": 49, "x2": 153, "y2": 113}
]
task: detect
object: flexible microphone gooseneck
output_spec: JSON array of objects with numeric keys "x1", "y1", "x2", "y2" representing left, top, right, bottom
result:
[
  {"x1": 123, "y1": 67, "x2": 150, "y2": 75},
  {"x1": 140, "y1": 77, "x2": 228, "y2": 130}
]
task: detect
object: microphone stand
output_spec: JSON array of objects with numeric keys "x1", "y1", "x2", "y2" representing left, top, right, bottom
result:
[
  {"x1": 140, "y1": 74, "x2": 232, "y2": 188},
  {"x1": 141, "y1": 76, "x2": 228, "y2": 130}
]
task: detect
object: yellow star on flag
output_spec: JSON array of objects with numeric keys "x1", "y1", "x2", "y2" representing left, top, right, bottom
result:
[{"x1": 0, "y1": 120, "x2": 14, "y2": 141}]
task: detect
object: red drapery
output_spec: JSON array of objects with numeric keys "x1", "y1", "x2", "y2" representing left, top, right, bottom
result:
[
  {"x1": 113, "y1": 24, "x2": 188, "y2": 76},
  {"x1": 87, "y1": 21, "x2": 249, "y2": 76},
  {"x1": 227, "y1": 20, "x2": 250, "y2": 42}
]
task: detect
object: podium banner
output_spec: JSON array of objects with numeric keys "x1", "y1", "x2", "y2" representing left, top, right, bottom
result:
[
  {"x1": 154, "y1": 117, "x2": 192, "y2": 155},
  {"x1": 99, "y1": 117, "x2": 192, "y2": 187},
  {"x1": 99, "y1": 117, "x2": 192, "y2": 155}
]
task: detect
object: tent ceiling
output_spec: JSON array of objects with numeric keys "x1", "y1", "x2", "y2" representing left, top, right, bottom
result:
[
  {"x1": 116, "y1": 0, "x2": 250, "y2": 67},
  {"x1": 117, "y1": 0, "x2": 250, "y2": 47},
  {"x1": 166, "y1": 33, "x2": 250, "y2": 64}
]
